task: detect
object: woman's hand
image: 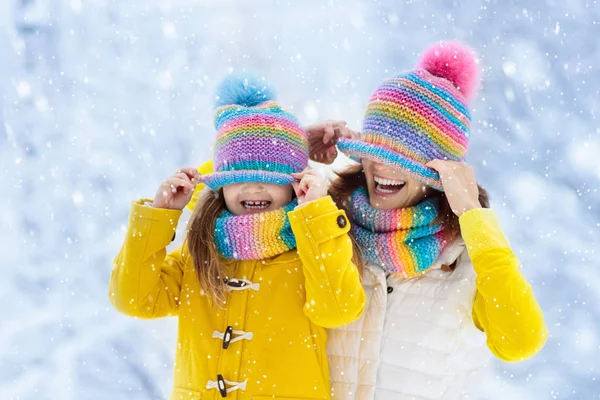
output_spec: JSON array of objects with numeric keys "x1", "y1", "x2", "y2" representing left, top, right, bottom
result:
[
  {"x1": 153, "y1": 167, "x2": 201, "y2": 210},
  {"x1": 291, "y1": 169, "x2": 328, "y2": 205},
  {"x1": 426, "y1": 160, "x2": 482, "y2": 217},
  {"x1": 306, "y1": 120, "x2": 359, "y2": 164}
]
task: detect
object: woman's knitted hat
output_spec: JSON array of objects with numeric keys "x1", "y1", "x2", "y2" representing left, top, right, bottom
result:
[
  {"x1": 199, "y1": 73, "x2": 309, "y2": 191},
  {"x1": 336, "y1": 41, "x2": 480, "y2": 191}
]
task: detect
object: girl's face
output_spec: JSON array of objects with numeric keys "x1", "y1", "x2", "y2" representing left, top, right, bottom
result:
[
  {"x1": 222, "y1": 182, "x2": 294, "y2": 215},
  {"x1": 362, "y1": 159, "x2": 433, "y2": 210}
]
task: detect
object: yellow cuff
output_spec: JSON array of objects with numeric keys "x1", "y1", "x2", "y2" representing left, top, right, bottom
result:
[
  {"x1": 197, "y1": 159, "x2": 214, "y2": 175},
  {"x1": 459, "y1": 208, "x2": 510, "y2": 260},
  {"x1": 288, "y1": 196, "x2": 350, "y2": 244},
  {"x1": 130, "y1": 199, "x2": 183, "y2": 243},
  {"x1": 186, "y1": 189, "x2": 206, "y2": 213},
  {"x1": 186, "y1": 160, "x2": 214, "y2": 212}
]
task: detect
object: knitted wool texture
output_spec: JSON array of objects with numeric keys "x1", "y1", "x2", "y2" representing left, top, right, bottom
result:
[
  {"x1": 199, "y1": 75, "x2": 309, "y2": 191},
  {"x1": 348, "y1": 187, "x2": 454, "y2": 277},
  {"x1": 337, "y1": 42, "x2": 478, "y2": 191},
  {"x1": 214, "y1": 200, "x2": 297, "y2": 260}
]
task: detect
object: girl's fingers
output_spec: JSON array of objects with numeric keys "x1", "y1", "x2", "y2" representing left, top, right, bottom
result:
[
  {"x1": 299, "y1": 181, "x2": 309, "y2": 195},
  {"x1": 291, "y1": 169, "x2": 317, "y2": 181},
  {"x1": 178, "y1": 167, "x2": 201, "y2": 181},
  {"x1": 165, "y1": 177, "x2": 195, "y2": 191},
  {"x1": 174, "y1": 172, "x2": 197, "y2": 184},
  {"x1": 292, "y1": 182, "x2": 305, "y2": 199},
  {"x1": 173, "y1": 173, "x2": 189, "y2": 183},
  {"x1": 291, "y1": 170, "x2": 311, "y2": 179},
  {"x1": 166, "y1": 177, "x2": 194, "y2": 188},
  {"x1": 299, "y1": 175, "x2": 315, "y2": 192},
  {"x1": 292, "y1": 181, "x2": 301, "y2": 195}
]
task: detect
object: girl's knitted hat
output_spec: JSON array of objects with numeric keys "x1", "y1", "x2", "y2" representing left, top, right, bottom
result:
[
  {"x1": 336, "y1": 41, "x2": 480, "y2": 191},
  {"x1": 199, "y1": 73, "x2": 309, "y2": 191}
]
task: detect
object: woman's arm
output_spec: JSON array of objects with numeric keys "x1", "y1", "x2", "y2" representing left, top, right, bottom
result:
[{"x1": 460, "y1": 208, "x2": 548, "y2": 362}]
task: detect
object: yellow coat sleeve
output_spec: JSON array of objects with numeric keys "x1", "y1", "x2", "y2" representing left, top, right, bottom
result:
[
  {"x1": 459, "y1": 208, "x2": 548, "y2": 362},
  {"x1": 186, "y1": 160, "x2": 214, "y2": 212},
  {"x1": 109, "y1": 199, "x2": 187, "y2": 319},
  {"x1": 288, "y1": 196, "x2": 366, "y2": 329}
]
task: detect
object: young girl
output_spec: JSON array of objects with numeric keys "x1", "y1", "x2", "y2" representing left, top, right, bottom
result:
[
  {"x1": 307, "y1": 42, "x2": 548, "y2": 399},
  {"x1": 109, "y1": 74, "x2": 366, "y2": 399}
]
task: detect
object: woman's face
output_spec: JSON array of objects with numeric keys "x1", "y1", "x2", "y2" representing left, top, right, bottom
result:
[
  {"x1": 222, "y1": 182, "x2": 293, "y2": 215},
  {"x1": 362, "y1": 159, "x2": 433, "y2": 210}
]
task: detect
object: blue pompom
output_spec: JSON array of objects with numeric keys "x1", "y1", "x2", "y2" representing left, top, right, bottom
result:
[{"x1": 214, "y1": 72, "x2": 277, "y2": 108}]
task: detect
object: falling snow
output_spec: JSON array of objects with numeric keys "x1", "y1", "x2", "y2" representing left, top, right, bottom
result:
[{"x1": 0, "y1": 0, "x2": 599, "y2": 399}]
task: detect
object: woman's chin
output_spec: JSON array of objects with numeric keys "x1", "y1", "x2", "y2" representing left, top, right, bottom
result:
[{"x1": 367, "y1": 187, "x2": 407, "y2": 210}]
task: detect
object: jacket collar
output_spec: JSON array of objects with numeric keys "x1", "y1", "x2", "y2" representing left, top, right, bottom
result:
[{"x1": 363, "y1": 236, "x2": 466, "y2": 288}]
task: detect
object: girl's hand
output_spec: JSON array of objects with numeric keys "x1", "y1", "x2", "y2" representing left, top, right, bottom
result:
[
  {"x1": 291, "y1": 169, "x2": 328, "y2": 205},
  {"x1": 153, "y1": 167, "x2": 201, "y2": 210},
  {"x1": 306, "y1": 120, "x2": 360, "y2": 164},
  {"x1": 425, "y1": 160, "x2": 482, "y2": 217}
]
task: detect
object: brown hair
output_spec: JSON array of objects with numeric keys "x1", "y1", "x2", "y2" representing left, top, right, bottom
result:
[
  {"x1": 329, "y1": 164, "x2": 490, "y2": 244},
  {"x1": 185, "y1": 189, "x2": 230, "y2": 304},
  {"x1": 186, "y1": 185, "x2": 367, "y2": 301}
]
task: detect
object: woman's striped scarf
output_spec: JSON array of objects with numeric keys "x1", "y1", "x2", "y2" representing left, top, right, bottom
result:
[{"x1": 348, "y1": 187, "x2": 453, "y2": 277}]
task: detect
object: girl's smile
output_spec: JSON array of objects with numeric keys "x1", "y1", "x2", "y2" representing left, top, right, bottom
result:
[{"x1": 223, "y1": 181, "x2": 293, "y2": 215}]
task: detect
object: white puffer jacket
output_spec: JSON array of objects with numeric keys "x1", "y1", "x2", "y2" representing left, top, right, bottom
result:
[{"x1": 327, "y1": 238, "x2": 491, "y2": 400}]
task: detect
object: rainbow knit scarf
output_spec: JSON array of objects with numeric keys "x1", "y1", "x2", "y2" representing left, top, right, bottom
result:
[
  {"x1": 348, "y1": 187, "x2": 452, "y2": 277},
  {"x1": 214, "y1": 200, "x2": 297, "y2": 260}
]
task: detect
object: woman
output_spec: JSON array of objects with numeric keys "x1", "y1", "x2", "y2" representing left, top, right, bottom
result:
[{"x1": 307, "y1": 41, "x2": 547, "y2": 399}]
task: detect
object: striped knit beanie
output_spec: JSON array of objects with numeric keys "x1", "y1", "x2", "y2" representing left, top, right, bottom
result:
[
  {"x1": 199, "y1": 73, "x2": 309, "y2": 191},
  {"x1": 336, "y1": 41, "x2": 480, "y2": 191}
]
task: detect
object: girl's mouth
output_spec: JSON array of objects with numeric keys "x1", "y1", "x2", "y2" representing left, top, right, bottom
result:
[
  {"x1": 241, "y1": 200, "x2": 272, "y2": 211},
  {"x1": 373, "y1": 176, "x2": 406, "y2": 195}
]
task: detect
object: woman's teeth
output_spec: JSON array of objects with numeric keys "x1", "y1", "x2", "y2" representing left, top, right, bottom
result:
[
  {"x1": 374, "y1": 176, "x2": 405, "y2": 194},
  {"x1": 242, "y1": 200, "x2": 271, "y2": 210},
  {"x1": 374, "y1": 176, "x2": 406, "y2": 186}
]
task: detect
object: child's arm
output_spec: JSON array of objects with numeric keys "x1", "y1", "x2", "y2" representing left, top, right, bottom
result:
[
  {"x1": 109, "y1": 200, "x2": 187, "y2": 319},
  {"x1": 459, "y1": 209, "x2": 548, "y2": 362},
  {"x1": 110, "y1": 167, "x2": 199, "y2": 319},
  {"x1": 288, "y1": 195, "x2": 366, "y2": 329}
]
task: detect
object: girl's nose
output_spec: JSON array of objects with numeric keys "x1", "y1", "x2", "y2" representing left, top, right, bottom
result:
[{"x1": 242, "y1": 182, "x2": 265, "y2": 193}]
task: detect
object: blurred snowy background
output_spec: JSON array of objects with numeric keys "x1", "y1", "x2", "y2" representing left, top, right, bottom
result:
[{"x1": 1, "y1": 0, "x2": 599, "y2": 399}]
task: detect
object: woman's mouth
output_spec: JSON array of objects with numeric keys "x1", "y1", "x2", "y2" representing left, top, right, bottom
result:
[
  {"x1": 241, "y1": 200, "x2": 272, "y2": 211},
  {"x1": 373, "y1": 176, "x2": 406, "y2": 196}
]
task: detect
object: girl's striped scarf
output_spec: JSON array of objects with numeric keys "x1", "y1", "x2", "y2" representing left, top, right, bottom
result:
[
  {"x1": 214, "y1": 200, "x2": 297, "y2": 260},
  {"x1": 348, "y1": 187, "x2": 453, "y2": 277}
]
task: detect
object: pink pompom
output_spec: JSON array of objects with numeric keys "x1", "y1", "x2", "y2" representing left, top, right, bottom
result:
[{"x1": 417, "y1": 41, "x2": 480, "y2": 102}]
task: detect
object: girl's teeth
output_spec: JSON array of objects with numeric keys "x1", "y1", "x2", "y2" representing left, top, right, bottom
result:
[{"x1": 243, "y1": 201, "x2": 270, "y2": 209}]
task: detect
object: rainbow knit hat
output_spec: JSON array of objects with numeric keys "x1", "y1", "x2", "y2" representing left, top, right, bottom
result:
[
  {"x1": 199, "y1": 73, "x2": 309, "y2": 191},
  {"x1": 336, "y1": 41, "x2": 480, "y2": 191}
]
